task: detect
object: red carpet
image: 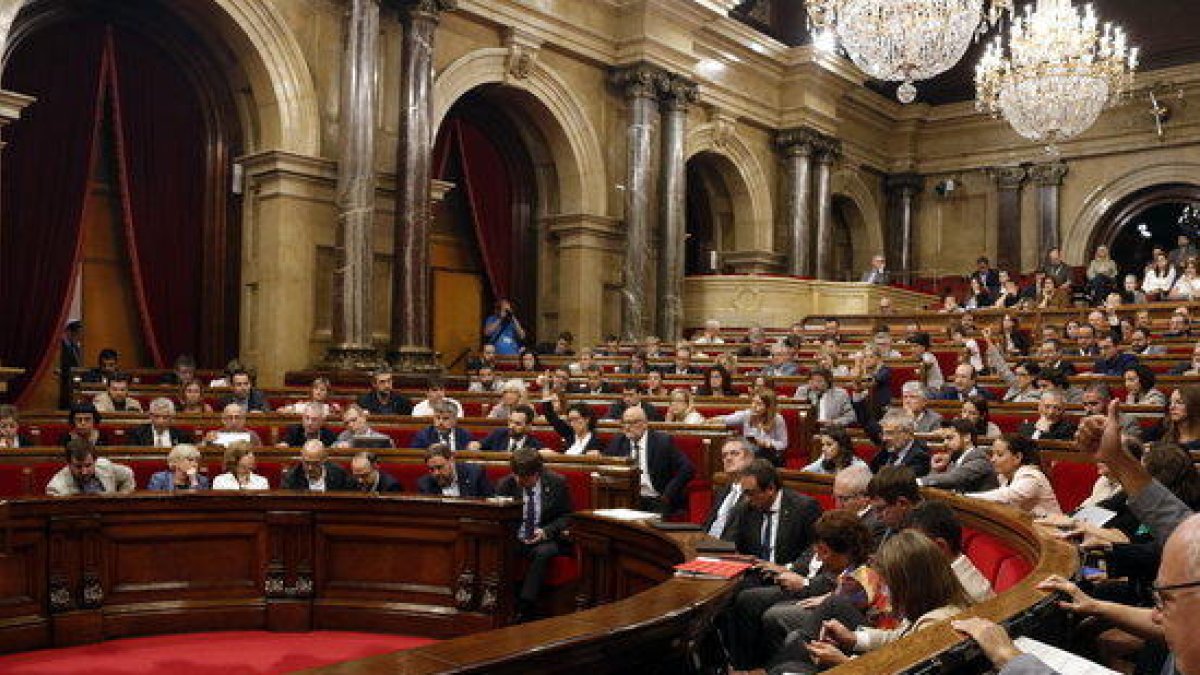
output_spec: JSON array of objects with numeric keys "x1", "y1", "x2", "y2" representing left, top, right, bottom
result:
[{"x1": 0, "y1": 631, "x2": 437, "y2": 674}]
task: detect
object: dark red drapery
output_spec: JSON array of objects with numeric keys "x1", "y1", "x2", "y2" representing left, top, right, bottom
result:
[{"x1": 0, "y1": 22, "x2": 107, "y2": 402}]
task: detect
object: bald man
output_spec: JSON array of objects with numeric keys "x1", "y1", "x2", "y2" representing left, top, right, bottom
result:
[
  {"x1": 602, "y1": 407, "x2": 694, "y2": 515},
  {"x1": 282, "y1": 439, "x2": 355, "y2": 492}
]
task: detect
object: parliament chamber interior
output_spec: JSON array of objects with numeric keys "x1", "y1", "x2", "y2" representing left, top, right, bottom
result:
[{"x1": 0, "y1": 0, "x2": 1199, "y2": 673}]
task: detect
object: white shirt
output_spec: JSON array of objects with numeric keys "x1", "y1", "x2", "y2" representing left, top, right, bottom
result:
[
  {"x1": 761, "y1": 490, "x2": 783, "y2": 563},
  {"x1": 631, "y1": 434, "x2": 657, "y2": 498},
  {"x1": 565, "y1": 433, "x2": 592, "y2": 456},
  {"x1": 308, "y1": 474, "x2": 327, "y2": 492},
  {"x1": 212, "y1": 472, "x2": 270, "y2": 490},
  {"x1": 707, "y1": 483, "x2": 742, "y2": 537},
  {"x1": 153, "y1": 427, "x2": 172, "y2": 449},
  {"x1": 952, "y1": 553, "x2": 995, "y2": 603},
  {"x1": 441, "y1": 482, "x2": 461, "y2": 497},
  {"x1": 411, "y1": 398, "x2": 463, "y2": 418}
]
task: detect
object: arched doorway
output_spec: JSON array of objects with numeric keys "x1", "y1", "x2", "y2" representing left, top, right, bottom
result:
[
  {"x1": 831, "y1": 195, "x2": 868, "y2": 281},
  {"x1": 433, "y1": 87, "x2": 542, "y2": 368},
  {"x1": 1, "y1": 0, "x2": 244, "y2": 404},
  {"x1": 1088, "y1": 183, "x2": 1200, "y2": 276},
  {"x1": 685, "y1": 152, "x2": 738, "y2": 274}
]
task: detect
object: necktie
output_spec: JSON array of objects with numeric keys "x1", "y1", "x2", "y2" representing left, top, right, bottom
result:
[
  {"x1": 522, "y1": 487, "x2": 536, "y2": 540},
  {"x1": 760, "y1": 511, "x2": 775, "y2": 561}
]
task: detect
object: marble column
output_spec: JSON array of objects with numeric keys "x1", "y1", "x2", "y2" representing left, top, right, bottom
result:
[
  {"x1": 325, "y1": 0, "x2": 382, "y2": 370},
  {"x1": 775, "y1": 128, "x2": 819, "y2": 276},
  {"x1": 885, "y1": 174, "x2": 924, "y2": 277},
  {"x1": 1030, "y1": 161, "x2": 1068, "y2": 260},
  {"x1": 993, "y1": 166, "x2": 1027, "y2": 272},
  {"x1": 656, "y1": 74, "x2": 697, "y2": 343},
  {"x1": 611, "y1": 63, "x2": 665, "y2": 341},
  {"x1": 813, "y1": 140, "x2": 840, "y2": 280},
  {"x1": 391, "y1": 0, "x2": 454, "y2": 370}
]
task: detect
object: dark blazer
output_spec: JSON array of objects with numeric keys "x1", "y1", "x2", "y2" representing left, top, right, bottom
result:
[
  {"x1": 358, "y1": 470, "x2": 403, "y2": 493},
  {"x1": 1093, "y1": 352, "x2": 1139, "y2": 377},
  {"x1": 281, "y1": 461, "x2": 356, "y2": 491},
  {"x1": 412, "y1": 425, "x2": 475, "y2": 450},
  {"x1": 1044, "y1": 360, "x2": 1078, "y2": 378},
  {"x1": 479, "y1": 429, "x2": 543, "y2": 452},
  {"x1": 542, "y1": 402, "x2": 605, "y2": 454},
  {"x1": 1017, "y1": 419, "x2": 1078, "y2": 441},
  {"x1": 570, "y1": 382, "x2": 613, "y2": 394},
  {"x1": 602, "y1": 400, "x2": 662, "y2": 422},
  {"x1": 730, "y1": 487, "x2": 822, "y2": 565},
  {"x1": 920, "y1": 446, "x2": 1000, "y2": 493},
  {"x1": 417, "y1": 462, "x2": 495, "y2": 497},
  {"x1": 277, "y1": 425, "x2": 338, "y2": 448},
  {"x1": 356, "y1": 392, "x2": 413, "y2": 416},
  {"x1": 495, "y1": 470, "x2": 573, "y2": 542},
  {"x1": 701, "y1": 482, "x2": 745, "y2": 540},
  {"x1": 937, "y1": 385, "x2": 995, "y2": 402},
  {"x1": 655, "y1": 364, "x2": 700, "y2": 376},
  {"x1": 220, "y1": 390, "x2": 271, "y2": 413},
  {"x1": 972, "y1": 268, "x2": 1000, "y2": 294},
  {"x1": 602, "y1": 430, "x2": 695, "y2": 511},
  {"x1": 869, "y1": 438, "x2": 931, "y2": 477},
  {"x1": 127, "y1": 424, "x2": 194, "y2": 447}
]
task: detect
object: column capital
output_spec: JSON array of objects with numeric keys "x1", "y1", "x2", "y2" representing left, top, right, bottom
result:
[
  {"x1": 885, "y1": 173, "x2": 924, "y2": 196},
  {"x1": 774, "y1": 127, "x2": 822, "y2": 157},
  {"x1": 814, "y1": 136, "x2": 841, "y2": 163},
  {"x1": 991, "y1": 165, "x2": 1028, "y2": 191},
  {"x1": 1029, "y1": 161, "x2": 1068, "y2": 187},
  {"x1": 658, "y1": 74, "x2": 699, "y2": 112},
  {"x1": 390, "y1": 0, "x2": 456, "y2": 20},
  {"x1": 610, "y1": 62, "x2": 670, "y2": 101}
]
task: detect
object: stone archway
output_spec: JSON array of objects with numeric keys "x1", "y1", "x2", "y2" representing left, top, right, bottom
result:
[
  {"x1": 685, "y1": 121, "x2": 772, "y2": 254},
  {"x1": 831, "y1": 168, "x2": 886, "y2": 270}
]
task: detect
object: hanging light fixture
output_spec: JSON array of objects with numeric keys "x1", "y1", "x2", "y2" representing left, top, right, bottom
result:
[
  {"x1": 807, "y1": 0, "x2": 1012, "y2": 104},
  {"x1": 975, "y1": 0, "x2": 1138, "y2": 152}
]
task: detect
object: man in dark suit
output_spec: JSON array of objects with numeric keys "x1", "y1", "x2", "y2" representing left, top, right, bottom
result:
[
  {"x1": 602, "y1": 407, "x2": 694, "y2": 514},
  {"x1": 219, "y1": 369, "x2": 271, "y2": 413},
  {"x1": 276, "y1": 402, "x2": 338, "y2": 447},
  {"x1": 356, "y1": 369, "x2": 413, "y2": 416},
  {"x1": 1093, "y1": 335, "x2": 1139, "y2": 377},
  {"x1": 702, "y1": 437, "x2": 756, "y2": 538},
  {"x1": 938, "y1": 364, "x2": 995, "y2": 402},
  {"x1": 479, "y1": 405, "x2": 543, "y2": 452},
  {"x1": 412, "y1": 401, "x2": 477, "y2": 451},
  {"x1": 495, "y1": 447, "x2": 572, "y2": 622},
  {"x1": 869, "y1": 410, "x2": 931, "y2": 477},
  {"x1": 656, "y1": 344, "x2": 700, "y2": 375},
  {"x1": 417, "y1": 443, "x2": 494, "y2": 497},
  {"x1": 573, "y1": 365, "x2": 612, "y2": 394},
  {"x1": 602, "y1": 381, "x2": 662, "y2": 422},
  {"x1": 349, "y1": 451, "x2": 402, "y2": 492},
  {"x1": 866, "y1": 465, "x2": 923, "y2": 543},
  {"x1": 127, "y1": 397, "x2": 194, "y2": 448},
  {"x1": 1037, "y1": 338, "x2": 1078, "y2": 378},
  {"x1": 1017, "y1": 389, "x2": 1077, "y2": 441},
  {"x1": 282, "y1": 440, "x2": 356, "y2": 492},
  {"x1": 971, "y1": 256, "x2": 1000, "y2": 295},
  {"x1": 58, "y1": 320, "x2": 84, "y2": 409}
]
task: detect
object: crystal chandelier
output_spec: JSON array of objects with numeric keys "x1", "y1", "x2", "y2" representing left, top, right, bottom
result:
[
  {"x1": 807, "y1": 0, "x2": 1011, "y2": 104},
  {"x1": 975, "y1": 0, "x2": 1138, "y2": 151}
]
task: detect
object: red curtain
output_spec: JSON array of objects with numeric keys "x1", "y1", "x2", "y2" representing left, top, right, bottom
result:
[
  {"x1": 109, "y1": 25, "x2": 206, "y2": 366},
  {"x1": 0, "y1": 21, "x2": 107, "y2": 401},
  {"x1": 437, "y1": 117, "x2": 515, "y2": 301}
]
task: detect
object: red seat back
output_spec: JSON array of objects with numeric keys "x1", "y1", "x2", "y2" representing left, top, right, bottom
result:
[{"x1": 1048, "y1": 460, "x2": 1099, "y2": 514}]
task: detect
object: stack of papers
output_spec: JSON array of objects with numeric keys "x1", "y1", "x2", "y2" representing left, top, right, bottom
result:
[
  {"x1": 1013, "y1": 637, "x2": 1119, "y2": 674},
  {"x1": 592, "y1": 508, "x2": 662, "y2": 521}
]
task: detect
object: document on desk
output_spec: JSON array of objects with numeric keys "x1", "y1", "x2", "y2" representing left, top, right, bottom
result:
[
  {"x1": 1072, "y1": 505, "x2": 1117, "y2": 527},
  {"x1": 592, "y1": 508, "x2": 662, "y2": 522},
  {"x1": 1013, "y1": 637, "x2": 1119, "y2": 674}
]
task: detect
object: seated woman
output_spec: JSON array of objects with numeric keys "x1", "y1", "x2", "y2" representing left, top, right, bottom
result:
[
  {"x1": 801, "y1": 425, "x2": 867, "y2": 474},
  {"x1": 1122, "y1": 365, "x2": 1167, "y2": 408},
  {"x1": 696, "y1": 365, "x2": 735, "y2": 397},
  {"x1": 713, "y1": 390, "x2": 788, "y2": 464},
  {"x1": 966, "y1": 434, "x2": 1062, "y2": 517},
  {"x1": 487, "y1": 379, "x2": 530, "y2": 420},
  {"x1": 178, "y1": 380, "x2": 213, "y2": 414},
  {"x1": 0, "y1": 404, "x2": 33, "y2": 448},
  {"x1": 664, "y1": 388, "x2": 706, "y2": 424},
  {"x1": 541, "y1": 397, "x2": 603, "y2": 455},
  {"x1": 212, "y1": 440, "x2": 270, "y2": 490},
  {"x1": 799, "y1": 530, "x2": 974, "y2": 669},
  {"x1": 147, "y1": 444, "x2": 211, "y2": 491},
  {"x1": 278, "y1": 376, "x2": 342, "y2": 417}
]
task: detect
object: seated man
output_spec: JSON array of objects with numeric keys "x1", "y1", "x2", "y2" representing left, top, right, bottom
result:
[
  {"x1": 282, "y1": 439, "x2": 355, "y2": 492},
  {"x1": 602, "y1": 407, "x2": 694, "y2": 515},
  {"x1": 495, "y1": 447, "x2": 573, "y2": 622},
  {"x1": 575, "y1": 365, "x2": 611, "y2": 394},
  {"x1": 204, "y1": 403, "x2": 264, "y2": 446},
  {"x1": 92, "y1": 372, "x2": 144, "y2": 412},
  {"x1": 80, "y1": 347, "x2": 119, "y2": 384},
  {"x1": 162, "y1": 354, "x2": 197, "y2": 387},
  {"x1": 659, "y1": 344, "x2": 700, "y2": 376},
  {"x1": 412, "y1": 401, "x2": 478, "y2": 451},
  {"x1": 901, "y1": 381, "x2": 943, "y2": 433},
  {"x1": 908, "y1": 500, "x2": 994, "y2": 603},
  {"x1": 737, "y1": 327, "x2": 772, "y2": 358},
  {"x1": 479, "y1": 405, "x2": 543, "y2": 452},
  {"x1": 869, "y1": 410, "x2": 931, "y2": 477},
  {"x1": 219, "y1": 369, "x2": 271, "y2": 413},
  {"x1": 760, "y1": 344, "x2": 799, "y2": 378},
  {"x1": 730, "y1": 459, "x2": 822, "y2": 564},
  {"x1": 128, "y1": 397, "x2": 194, "y2": 447},
  {"x1": 334, "y1": 404, "x2": 395, "y2": 448},
  {"x1": 46, "y1": 439, "x2": 135, "y2": 495},
  {"x1": 467, "y1": 365, "x2": 503, "y2": 393},
  {"x1": 1093, "y1": 336, "x2": 1138, "y2": 377},
  {"x1": 147, "y1": 444, "x2": 210, "y2": 491},
  {"x1": 1017, "y1": 389, "x2": 1077, "y2": 441},
  {"x1": 918, "y1": 419, "x2": 998, "y2": 492},
  {"x1": 356, "y1": 369, "x2": 413, "y2": 415},
  {"x1": 938, "y1": 364, "x2": 994, "y2": 402},
  {"x1": 702, "y1": 437, "x2": 756, "y2": 539},
  {"x1": 60, "y1": 403, "x2": 104, "y2": 447},
  {"x1": 417, "y1": 443, "x2": 495, "y2": 497},
  {"x1": 0, "y1": 404, "x2": 33, "y2": 448},
  {"x1": 350, "y1": 451, "x2": 403, "y2": 493},
  {"x1": 602, "y1": 380, "x2": 662, "y2": 422},
  {"x1": 867, "y1": 466, "x2": 923, "y2": 542},
  {"x1": 793, "y1": 368, "x2": 856, "y2": 426},
  {"x1": 277, "y1": 402, "x2": 338, "y2": 447},
  {"x1": 410, "y1": 377, "x2": 464, "y2": 418},
  {"x1": 694, "y1": 319, "x2": 725, "y2": 344}
]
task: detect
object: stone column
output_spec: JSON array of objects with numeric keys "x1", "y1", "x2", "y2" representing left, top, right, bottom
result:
[
  {"x1": 992, "y1": 166, "x2": 1027, "y2": 272},
  {"x1": 775, "y1": 128, "x2": 819, "y2": 276},
  {"x1": 324, "y1": 0, "x2": 381, "y2": 370},
  {"x1": 390, "y1": 0, "x2": 454, "y2": 370},
  {"x1": 656, "y1": 74, "x2": 697, "y2": 343},
  {"x1": 611, "y1": 63, "x2": 665, "y2": 341},
  {"x1": 885, "y1": 174, "x2": 924, "y2": 278},
  {"x1": 1030, "y1": 161, "x2": 1068, "y2": 260},
  {"x1": 813, "y1": 140, "x2": 840, "y2": 280}
]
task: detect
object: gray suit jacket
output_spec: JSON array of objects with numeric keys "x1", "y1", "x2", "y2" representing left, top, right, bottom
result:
[
  {"x1": 920, "y1": 446, "x2": 999, "y2": 492},
  {"x1": 861, "y1": 269, "x2": 890, "y2": 284},
  {"x1": 45, "y1": 458, "x2": 136, "y2": 496},
  {"x1": 999, "y1": 654, "x2": 1059, "y2": 674},
  {"x1": 795, "y1": 386, "x2": 856, "y2": 426}
]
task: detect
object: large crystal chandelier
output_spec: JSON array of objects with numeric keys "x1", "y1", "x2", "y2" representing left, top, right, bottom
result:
[
  {"x1": 975, "y1": 0, "x2": 1138, "y2": 151},
  {"x1": 807, "y1": 0, "x2": 1011, "y2": 104}
]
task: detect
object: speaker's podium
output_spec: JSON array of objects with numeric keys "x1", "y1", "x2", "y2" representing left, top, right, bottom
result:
[{"x1": 683, "y1": 275, "x2": 936, "y2": 327}]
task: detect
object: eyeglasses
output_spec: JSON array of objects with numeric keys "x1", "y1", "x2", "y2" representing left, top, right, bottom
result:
[{"x1": 1151, "y1": 579, "x2": 1200, "y2": 610}]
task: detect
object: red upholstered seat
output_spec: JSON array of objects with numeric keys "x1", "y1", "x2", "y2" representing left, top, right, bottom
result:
[
  {"x1": 962, "y1": 527, "x2": 1032, "y2": 592},
  {"x1": 542, "y1": 553, "x2": 580, "y2": 586},
  {"x1": 988, "y1": 414, "x2": 1027, "y2": 434},
  {"x1": 1048, "y1": 460, "x2": 1099, "y2": 514},
  {"x1": 0, "y1": 465, "x2": 32, "y2": 497},
  {"x1": 384, "y1": 463, "x2": 429, "y2": 492},
  {"x1": 379, "y1": 428, "x2": 417, "y2": 449},
  {"x1": 852, "y1": 441, "x2": 880, "y2": 464},
  {"x1": 994, "y1": 556, "x2": 1033, "y2": 593},
  {"x1": 813, "y1": 493, "x2": 835, "y2": 511},
  {"x1": 688, "y1": 486, "x2": 713, "y2": 524}
]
